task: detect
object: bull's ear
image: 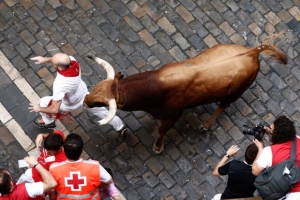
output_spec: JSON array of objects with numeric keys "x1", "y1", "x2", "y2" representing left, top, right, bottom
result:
[{"x1": 115, "y1": 72, "x2": 124, "y2": 80}]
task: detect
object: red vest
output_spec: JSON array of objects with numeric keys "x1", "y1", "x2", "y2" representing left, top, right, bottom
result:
[
  {"x1": 33, "y1": 150, "x2": 67, "y2": 182},
  {"x1": 0, "y1": 183, "x2": 38, "y2": 200},
  {"x1": 50, "y1": 159, "x2": 101, "y2": 200},
  {"x1": 271, "y1": 137, "x2": 300, "y2": 192},
  {"x1": 33, "y1": 131, "x2": 67, "y2": 182}
]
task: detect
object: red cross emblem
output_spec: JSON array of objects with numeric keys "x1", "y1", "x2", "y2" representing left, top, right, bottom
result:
[{"x1": 65, "y1": 171, "x2": 87, "y2": 191}]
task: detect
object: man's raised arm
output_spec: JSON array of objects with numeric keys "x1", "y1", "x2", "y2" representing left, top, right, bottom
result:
[{"x1": 24, "y1": 156, "x2": 57, "y2": 193}]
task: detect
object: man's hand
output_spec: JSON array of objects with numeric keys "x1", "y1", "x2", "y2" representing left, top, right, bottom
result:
[
  {"x1": 31, "y1": 56, "x2": 52, "y2": 65},
  {"x1": 226, "y1": 145, "x2": 240, "y2": 157},
  {"x1": 35, "y1": 134, "x2": 47, "y2": 151},
  {"x1": 213, "y1": 145, "x2": 240, "y2": 176},
  {"x1": 253, "y1": 138, "x2": 264, "y2": 151},
  {"x1": 263, "y1": 126, "x2": 273, "y2": 135},
  {"x1": 29, "y1": 103, "x2": 41, "y2": 113},
  {"x1": 31, "y1": 56, "x2": 47, "y2": 64},
  {"x1": 24, "y1": 156, "x2": 38, "y2": 168}
]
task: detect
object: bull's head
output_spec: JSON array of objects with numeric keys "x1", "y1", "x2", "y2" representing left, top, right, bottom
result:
[{"x1": 84, "y1": 56, "x2": 117, "y2": 125}]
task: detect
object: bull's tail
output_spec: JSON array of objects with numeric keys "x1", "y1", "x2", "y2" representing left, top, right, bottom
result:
[{"x1": 249, "y1": 33, "x2": 288, "y2": 64}]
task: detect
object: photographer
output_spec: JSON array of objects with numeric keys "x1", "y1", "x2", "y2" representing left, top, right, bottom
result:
[
  {"x1": 252, "y1": 115, "x2": 300, "y2": 199},
  {"x1": 212, "y1": 143, "x2": 258, "y2": 199}
]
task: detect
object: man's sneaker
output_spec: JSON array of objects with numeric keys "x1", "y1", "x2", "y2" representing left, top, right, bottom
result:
[
  {"x1": 118, "y1": 124, "x2": 127, "y2": 136},
  {"x1": 33, "y1": 120, "x2": 56, "y2": 129}
]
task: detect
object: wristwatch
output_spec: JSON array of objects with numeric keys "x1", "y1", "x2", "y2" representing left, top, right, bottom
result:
[
  {"x1": 33, "y1": 162, "x2": 39, "y2": 168},
  {"x1": 225, "y1": 153, "x2": 230, "y2": 158}
]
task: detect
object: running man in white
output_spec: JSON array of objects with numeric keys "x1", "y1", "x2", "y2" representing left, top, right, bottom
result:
[{"x1": 29, "y1": 53, "x2": 126, "y2": 134}]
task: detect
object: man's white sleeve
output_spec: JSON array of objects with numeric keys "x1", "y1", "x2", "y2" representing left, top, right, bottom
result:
[
  {"x1": 99, "y1": 165, "x2": 112, "y2": 183},
  {"x1": 17, "y1": 169, "x2": 34, "y2": 184},
  {"x1": 256, "y1": 146, "x2": 272, "y2": 168},
  {"x1": 69, "y1": 56, "x2": 76, "y2": 61},
  {"x1": 25, "y1": 182, "x2": 44, "y2": 198}
]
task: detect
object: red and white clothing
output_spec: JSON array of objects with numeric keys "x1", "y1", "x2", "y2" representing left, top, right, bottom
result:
[
  {"x1": 39, "y1": 56, "x2": 124, "y2": 131},
  {"x1": 256, "y1": 136, "x2": 300, "y2": 199},
  {"x1": 0, "y1": 182, "x2": 44, "y2": 200},
  {"x1": 49, "y1": 158, "x2": 111, "y2": 200},
  {"x1": 18, "y1": 130, "x2": 67, "y2": 184}
]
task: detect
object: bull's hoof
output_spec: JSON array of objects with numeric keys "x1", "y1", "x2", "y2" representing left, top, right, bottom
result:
[
  {"x1": 199, "y1": 124, "x2": 209, "y2": 133},
  {"x1": 153, "y1": 143, "x2": 164, "y2": 154}
]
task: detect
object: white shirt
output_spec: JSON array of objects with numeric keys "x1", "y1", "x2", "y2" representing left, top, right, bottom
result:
[
  {"x1": 256, "y1": 146, "x2": 272, "y2": 168},
  {"x1": 16, "y1": 167, "x2": 44, "y2": 198},
  {"x1": 25, "y1": 182, "x2": 44, "y2": 198},
  {"x1": 52, "y1": 56, "x2": 88, "y2": 112}
]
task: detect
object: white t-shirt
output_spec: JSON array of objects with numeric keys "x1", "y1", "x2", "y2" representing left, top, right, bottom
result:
[
  {"x1": 16, "y1": 168, "x2": 44, "y2": 198},
  {"x1": 52, "y1": 56, "x2": 88, "y2": 112},
  {"x1": 99, "y1": 165, "x2": 112, "y2": 183},
  {"x1": 25, "y1": 182, "x2": 44, "y2": 198},
  {"x1": 256, "y1": 146, "x2": 272, "y2": 168}
]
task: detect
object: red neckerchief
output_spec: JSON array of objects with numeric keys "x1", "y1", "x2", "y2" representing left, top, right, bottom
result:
[{"x1": 57, "y1": 60, "x2": 80, "y2": 77}]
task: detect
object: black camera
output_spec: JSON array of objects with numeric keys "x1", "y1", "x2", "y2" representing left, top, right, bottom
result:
[{"x1": 242, "y1": 122, "x2": 267, "y2": 141}]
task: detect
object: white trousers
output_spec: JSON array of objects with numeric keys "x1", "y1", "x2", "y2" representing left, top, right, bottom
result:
[
  {"x1": 211, "y1": 192, "x2": 300, "y2": 200},
  {"x1": 39, "y1": 96, "x2": 124, "y2": 131},
  {"x1": 211, "y1": 193, "x2": 221, "y2": 200}
]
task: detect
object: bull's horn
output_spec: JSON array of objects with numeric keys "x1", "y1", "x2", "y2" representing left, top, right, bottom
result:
[
  {"x1": 88, "y1": 56, "x2": 115, "y2": 80},
  {"x1": 98, "y1": 99, "x2": 117, "y2": 125}
]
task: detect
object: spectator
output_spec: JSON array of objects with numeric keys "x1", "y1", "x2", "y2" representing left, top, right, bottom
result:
[
  {"x1": 99, "y1": 168, "x2": 121, "y2": 200},
  {"x1": 17, "y1": 130, "x2": 66, "y2": 184},
  {"x1": 29, "y1": 53, "x2": 126, "y2": 135},
  {"x1": 212, "y1": 143, "x2": 258, "y2": 199},
  {"x1": 0, "y1": 156, "x2": 57, "y2": 200},
  {"x1": 49, "y1": 133, "x2": 113, "y2": 200},
  {"x1": 252, "y1": 115, "x2": 300, "y2": 199}
]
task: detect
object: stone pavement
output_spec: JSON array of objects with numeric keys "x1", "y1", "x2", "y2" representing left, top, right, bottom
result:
[{"x1": 0, "y1": 0, "x2": 300, "y2": 199}]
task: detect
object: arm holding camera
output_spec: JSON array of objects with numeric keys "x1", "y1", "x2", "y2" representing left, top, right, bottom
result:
[
  {"x1": 252, "y1": 138, "x2": 265, "y2": 176},
  {"x1": 263, "y1": 125, "x2": 273, "y2": 135},
  {"x1": 213, "y1": 145, "x2": 240, "y2": 176},
  {"x1": 35, "y1": 133, "x2": 50, "y2": 151}
]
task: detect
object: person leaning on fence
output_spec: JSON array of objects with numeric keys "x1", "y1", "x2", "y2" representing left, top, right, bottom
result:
[
  {"x1": 212, "y1": 143, "x2": 258, "y2": 199},
  {"x1": 252, "y1": 115, "x2": 300, "y2": 199},
  {"x1": 49, "y1": 133, "x2": 114, "y2": 200},
  {"x1": 0, "y1": 156, "x2": 57, "y2": 200}
]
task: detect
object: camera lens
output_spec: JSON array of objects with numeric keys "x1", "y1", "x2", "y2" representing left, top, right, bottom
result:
[{"x1": 242, "y1": 125, "x2": 255, "y2": 136}]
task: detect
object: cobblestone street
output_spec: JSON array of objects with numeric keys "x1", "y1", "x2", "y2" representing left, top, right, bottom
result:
[{"x1": 0, "y1": 0, "x2": 300, "y2": 199}]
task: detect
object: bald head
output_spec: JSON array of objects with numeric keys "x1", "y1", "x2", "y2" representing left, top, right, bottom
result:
[{"x1": 52, "y1": 53, "x2": 71, "y2": 70}]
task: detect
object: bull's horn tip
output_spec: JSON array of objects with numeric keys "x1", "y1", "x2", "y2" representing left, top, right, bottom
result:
[{"x1": 87, "y1": 55, "x2": 96, "y2": 60}]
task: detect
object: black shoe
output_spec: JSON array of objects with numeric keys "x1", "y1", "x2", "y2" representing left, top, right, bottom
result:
[
  {"x1": 118, "y1": 124, "x2": 127, "y2": 136},
  {"x1": 33, "y1": 120, "x2": 56, "y2": 129}
]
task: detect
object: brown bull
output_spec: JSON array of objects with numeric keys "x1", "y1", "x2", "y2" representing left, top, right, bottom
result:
[{"x1": 84, "y1": 34, "x2": 287, "y2": 153}]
